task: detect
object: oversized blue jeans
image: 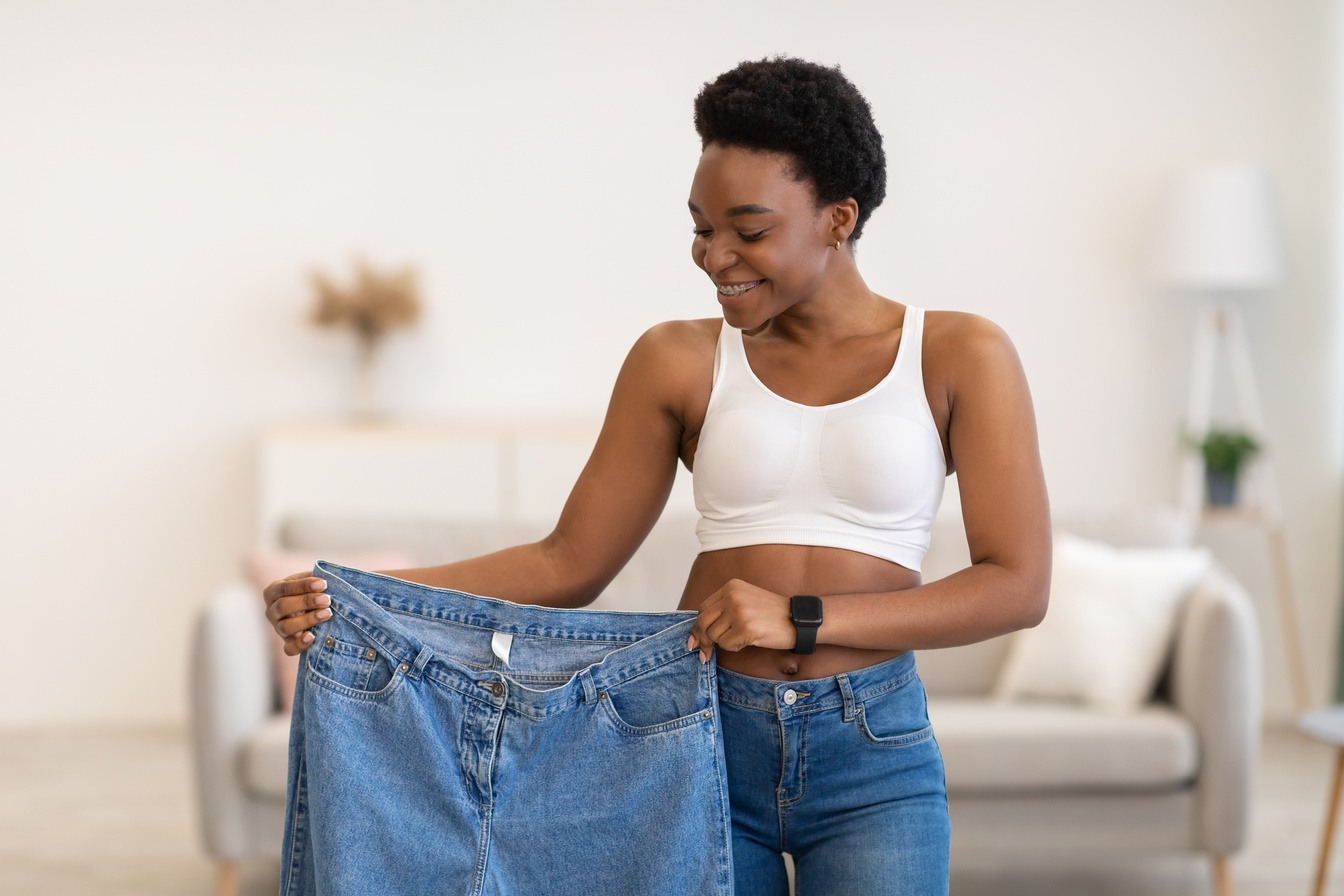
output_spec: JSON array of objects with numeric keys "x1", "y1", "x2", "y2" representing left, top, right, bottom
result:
[
  {"x1": 280, "y1": 563, "x2": 950, "y2": 895},
  {"x1": 280, "y1": 561, "x2": 734, "y2": 896}
]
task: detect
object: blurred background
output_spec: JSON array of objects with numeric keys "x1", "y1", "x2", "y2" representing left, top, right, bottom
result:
[{"x1": 1, "y1": 0, "x2": 1340, "y2": 892}]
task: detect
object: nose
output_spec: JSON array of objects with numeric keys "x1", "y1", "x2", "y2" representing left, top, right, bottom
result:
[{"x1": 700, "y1": 232, "x2": 736, "y2": 276}]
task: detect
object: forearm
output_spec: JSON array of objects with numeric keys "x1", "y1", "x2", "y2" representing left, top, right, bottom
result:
[
  {"x1": 818, "y1": 560, "x2": 1048, "y2": 652},
  {"x1": 380, "y1": 535, "x2": 598, "y2": 609}
]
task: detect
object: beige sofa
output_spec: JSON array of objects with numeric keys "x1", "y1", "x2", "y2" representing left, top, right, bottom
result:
[{"x1": 190, "y1": 510, "x2": 1260, "y2": 895}]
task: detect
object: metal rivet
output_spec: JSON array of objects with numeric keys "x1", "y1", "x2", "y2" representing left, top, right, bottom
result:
[
  {"x1": 323, "y1": 636, "x2": 334, "y2": 647},
  {"x1": 491, "y1": 682, "x2": 505, "y2": 698},
  {"x1": 398, "y1": 663, "x2": 409, "y2": 673},
  {"x1": 702, "y1": 710, "x2": 712, "y2": 719},
  {"x1": 598, "y1": 691, "x2": 608, "y2": 699},
  {"x1": 366, "y1": 648, "x2": 376, "y2": 660}
]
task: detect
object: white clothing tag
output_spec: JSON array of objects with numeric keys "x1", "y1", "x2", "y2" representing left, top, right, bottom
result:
[{"x1": 491, "y1": 632, "x2": 514, "y2": 667}]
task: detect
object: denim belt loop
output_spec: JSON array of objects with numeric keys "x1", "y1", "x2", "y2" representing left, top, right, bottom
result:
[
  {"x1": 579, "y1": 669, "x2": 598, "y2": 704},
  {"x1": 836, "y1": 673, "x2": 857, "y2": 722},
  {"x1": 410, "y1": 645, "x2": 433, "y2": 679}
]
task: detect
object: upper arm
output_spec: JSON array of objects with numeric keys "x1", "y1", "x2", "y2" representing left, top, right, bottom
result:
[
  {"x1": 543, "y1": 321, "x2": 711, "y2": 601},
  {"x1": 933, "y1": 314, "x2": 1051, "y2": 619}
]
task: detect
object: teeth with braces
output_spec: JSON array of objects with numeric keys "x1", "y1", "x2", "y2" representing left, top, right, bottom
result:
[{"x1": 717, "y1": 281, "x2": 761, "y2": 297}]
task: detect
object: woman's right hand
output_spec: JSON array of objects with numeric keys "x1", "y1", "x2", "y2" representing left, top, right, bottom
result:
[{"x1": 264, "y1": 572, "x2": 333, "y2": 655}]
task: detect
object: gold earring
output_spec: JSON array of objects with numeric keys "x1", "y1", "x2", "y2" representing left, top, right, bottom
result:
[{"x1": 833, "y1": 240, "x2": 842, "y2": 250}]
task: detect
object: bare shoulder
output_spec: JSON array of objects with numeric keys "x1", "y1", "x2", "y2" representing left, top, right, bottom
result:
[
  {"x1": 625, "y1": 318, "x2": 721, "y2": 386},
  {"x1": 922, "y1": 310, "x2": 1025, "y2": 389},
  {"x1": 924, "y1": 309, "x2": 1018, "y2": 357},
  {"x1": 615, "y1": 318, "x2": 722, "y2": 424},
  {"x1": 633, "y1": 317, "x2": 722, "y2": 357}
]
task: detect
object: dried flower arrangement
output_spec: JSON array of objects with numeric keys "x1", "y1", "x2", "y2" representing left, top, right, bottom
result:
[
  {"x1": 311, "y1": 260, "x2": 422, "y2": 360},
  {"x1": 309, "y1": 260, "x2": 423, "y2": 419}
]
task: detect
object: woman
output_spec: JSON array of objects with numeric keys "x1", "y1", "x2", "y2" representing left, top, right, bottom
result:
[{"x1": 266, "y1": 56, "x2": 1050, "y2": 894}]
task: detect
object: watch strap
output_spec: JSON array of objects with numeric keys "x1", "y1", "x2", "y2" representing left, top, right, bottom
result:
[
  {"x1": 789, "y1": 594, "x2": 823, "y2": 655},
  {"x1": 791, "y1": 621, "x2": 819, "y2": 655}
]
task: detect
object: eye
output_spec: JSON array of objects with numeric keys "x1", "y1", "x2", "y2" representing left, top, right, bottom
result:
[
  {"x1": 692, "y1": 229, "x2": 712, "y2": 238},
  {"x1": 739, "y1": 230, "x2": 767, "y2": 242}
]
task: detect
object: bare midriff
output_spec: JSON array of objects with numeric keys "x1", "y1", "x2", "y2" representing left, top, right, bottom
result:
[{"x1": 677, "y1": 543, "x2": 921, "y2": 681}]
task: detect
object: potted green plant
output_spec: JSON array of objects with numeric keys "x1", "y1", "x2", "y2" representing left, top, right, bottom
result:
[{"x1": 1197, "y1": 428, "x2": 1260, "y2": 506}]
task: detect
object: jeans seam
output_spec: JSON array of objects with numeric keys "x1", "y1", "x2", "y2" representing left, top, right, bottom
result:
[
  {"x1": 382, "y1": 604, "x2": 685, "y2": 645},
  {"x1": 469, "y1": 804, "x2": 492, "y2": 896},
  {"x1": 459, "y1": 760, "x2": 491, "y2": 810},
  {"x1": 779, "y1": 715, "x2": 808, "y2": 807},
  {"x1": 430, "y1": 676, "x2": 509, "y2": 709},
  {"x1": 718, "y1": 693, "x2": 779, "y2": 712},
  {"x1": 281, "y1": 752, "x2": 305, "y2": 896},
  {"x1": 590, "y1": 645, "x2": 700, "y2": 694},
  {"x1": 852, "y1": 667, "x2": 918, "y2": 702}
]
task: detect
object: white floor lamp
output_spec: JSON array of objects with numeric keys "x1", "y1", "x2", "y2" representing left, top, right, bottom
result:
[{"x1": 1160, "y1": 163, "x2": 1311, "y2": 711}]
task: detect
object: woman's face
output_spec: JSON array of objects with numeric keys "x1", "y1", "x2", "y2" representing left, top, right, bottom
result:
[{"x1": 688, "y1": 143, "x2": 840, "y2": 329}]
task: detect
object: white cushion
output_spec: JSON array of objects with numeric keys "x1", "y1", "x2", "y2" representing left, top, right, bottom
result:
[
  {"x1": 994, "y1": 533, "x2": 1211, "y2": 713},
  {"x1": 928, "y1": 697, "x2": 1199, "y2": 793}
]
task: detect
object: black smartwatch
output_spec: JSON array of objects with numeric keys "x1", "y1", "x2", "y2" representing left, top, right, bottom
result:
[{"x1": 789, "y1": 595, "x2": 824, "y2": 655}]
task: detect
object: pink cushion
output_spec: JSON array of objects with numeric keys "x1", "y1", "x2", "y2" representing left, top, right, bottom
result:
[{"x1": 242, "y1": 550, "x2": 415, "y2": 713}]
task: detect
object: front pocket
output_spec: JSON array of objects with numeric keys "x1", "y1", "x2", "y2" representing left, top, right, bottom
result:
[
  {"x1": 855, "y1": 676, "x2": 935, "y2": 747},
  {"x1": 596, "y1": 654, "x2": 713, "y2": 737},
  {"x1": 306, "y1": 627, "x2": 398, "y2": 698}
]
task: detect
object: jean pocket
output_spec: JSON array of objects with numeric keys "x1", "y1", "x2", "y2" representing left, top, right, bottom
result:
[
  {"x1": 305, "y1": 621, "x2": 401, "y2": 701},
  {"x1": 597, "y1": 655, "x2": 713, "y2": 737},
  {"x1": 855, "y1": 674, "x2": 934, "y2": 747}
]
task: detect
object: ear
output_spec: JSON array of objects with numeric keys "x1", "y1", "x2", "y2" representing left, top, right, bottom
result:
[{"x1": 827, "y1": 198, "x2": 859, "y2": 245}]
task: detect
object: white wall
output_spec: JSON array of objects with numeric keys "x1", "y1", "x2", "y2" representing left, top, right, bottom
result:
[{"x1": 0, "y1": 0, "x2": 1338, "y2": 726}]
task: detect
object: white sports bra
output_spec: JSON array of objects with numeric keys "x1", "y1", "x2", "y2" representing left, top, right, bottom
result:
[{"x1": 692, "y1": 306, "x2": 946, "y2": 573}]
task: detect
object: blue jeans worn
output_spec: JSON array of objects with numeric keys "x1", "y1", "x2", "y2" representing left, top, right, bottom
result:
[
  {"x1": 719, "y1": 652, "x2": 951, "y2": 896},
  {"x1": 280, "y1": 561, "x2": 734, "y2": 896}
]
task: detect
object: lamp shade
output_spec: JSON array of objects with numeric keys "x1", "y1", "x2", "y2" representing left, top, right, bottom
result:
[{"x1": 1159, "y1": 164, "x2": 1282, "y2": 291}]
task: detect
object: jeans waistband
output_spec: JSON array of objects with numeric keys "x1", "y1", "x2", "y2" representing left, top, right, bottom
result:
[
  {"x1": 715, "y1": 650, "x2": 918, "y2": 721},
  {"x1": 313, "y1": 560, "x2": 702, "y2": 719}
]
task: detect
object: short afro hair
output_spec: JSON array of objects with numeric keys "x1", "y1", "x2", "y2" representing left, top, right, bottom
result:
[{"x1": 694, "y1": 57, "x2": 886, "y2": 241}]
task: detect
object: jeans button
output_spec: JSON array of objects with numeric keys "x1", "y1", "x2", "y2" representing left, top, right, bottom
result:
[
  {"x1": 782, "y1": 689, "x2": 797, "y2": 706},
  {"x1": 491, "y1": 682, "x2": 505, "y2": 698}
]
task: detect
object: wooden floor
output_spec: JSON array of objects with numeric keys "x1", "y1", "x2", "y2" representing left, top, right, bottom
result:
[{"x1": 0, "y1": 724, "x2": 1337, "y2": 895}]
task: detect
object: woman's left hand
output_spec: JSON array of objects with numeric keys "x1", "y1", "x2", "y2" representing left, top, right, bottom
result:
[{"x1": 686, "y1": 578, "x2": 797, "y2": 663}]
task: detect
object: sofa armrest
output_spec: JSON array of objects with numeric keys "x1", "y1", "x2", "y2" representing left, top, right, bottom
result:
[
  {"x1": 189, "y1": 581, "x2": 278, "y2": 860},
  {"x1": 1169, "y1": 564, "x2": 1263, "y2": 854}
]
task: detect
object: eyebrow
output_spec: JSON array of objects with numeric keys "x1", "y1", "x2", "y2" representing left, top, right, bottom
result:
[{"x1": 687, "y1": 201, "x2": 776, "y2": 217}]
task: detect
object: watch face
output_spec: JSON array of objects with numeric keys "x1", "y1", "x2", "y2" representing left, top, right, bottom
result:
[{"x1": 791, "y1": 594, "x2": 823, "y2": 626}]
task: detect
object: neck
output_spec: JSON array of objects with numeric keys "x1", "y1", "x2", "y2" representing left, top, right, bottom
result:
[{"x1": 759, "y1": 263, "x2": 894, "y2": 345}]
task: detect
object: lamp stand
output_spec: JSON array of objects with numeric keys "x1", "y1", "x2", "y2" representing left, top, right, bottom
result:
[{"x1": 1179, "y1": 299, "x2": 1311, "y2": 712}]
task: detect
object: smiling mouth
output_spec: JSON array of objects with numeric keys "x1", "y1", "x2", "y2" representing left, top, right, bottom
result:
[{"x1": 717, "y1": 280, "x2": 763, "y2": 297}]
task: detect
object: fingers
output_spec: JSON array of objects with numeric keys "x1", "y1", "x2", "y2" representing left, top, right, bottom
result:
[
  {"x1": 277, "y1": 604, "x2": 333, "y2": 654},
  {"x1": 263, "y1": 575, "x2": 332, "y2": 654},
  {"x1": 265, "y1": 583, "x2": 330, "y2": 626},
  {"x1": 263, "y1": 575, "x2": 326, "y2": 607},
  {"x1": 687, "y1": 579, "x2": 793, "y2": 660},
  {"x1": 284, "y1": 631, "x2": 317, "y2": 656},
  {"x1": 273, "y1": 604, "x2": 332, "y2": 638},
  {"x1": 688, "y1": 601, "x2": 725, "y2": 664}
]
